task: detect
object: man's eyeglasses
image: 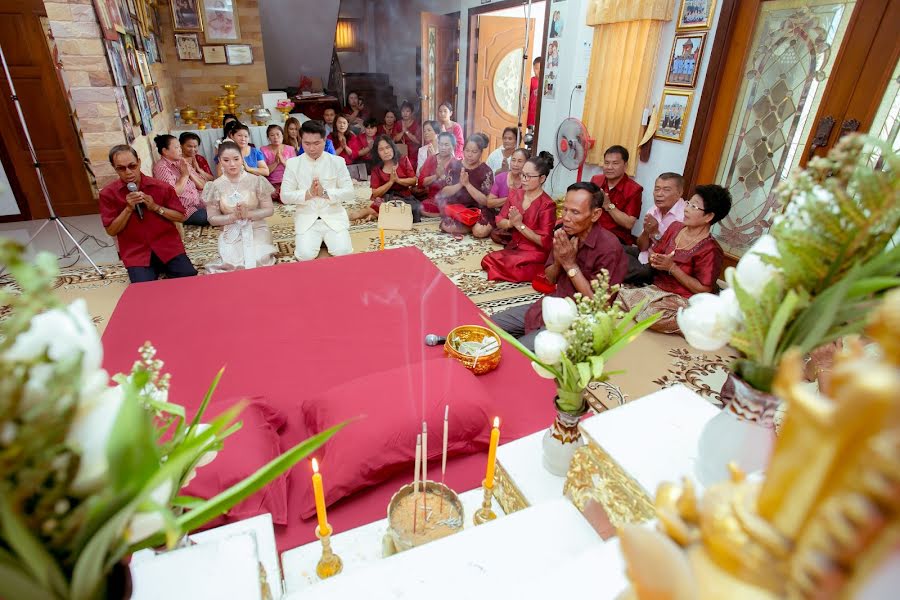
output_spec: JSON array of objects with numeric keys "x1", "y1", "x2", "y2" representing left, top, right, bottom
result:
[{"x1": 114, "y1": 163, "x2": 140, "y2": 173}]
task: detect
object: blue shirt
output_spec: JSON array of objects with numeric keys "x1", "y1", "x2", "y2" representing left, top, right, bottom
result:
[
  {"x1": 243, "y1": 146, "x2": 266, "y2": 167},
  {"x1": 298, "y1": 139, "x2": 336, "y2": 156}
]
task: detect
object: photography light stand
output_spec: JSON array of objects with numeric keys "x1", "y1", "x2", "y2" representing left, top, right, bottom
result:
[
  {"x1": 0, "y1": 41, "x2": 106, "y2": 277},
  {"x1": 516, "y1": 0, "x2": 535, "y2": 152}
]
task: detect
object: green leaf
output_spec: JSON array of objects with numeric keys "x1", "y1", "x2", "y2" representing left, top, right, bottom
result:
[
  {"x1": 172, "y1": 495, "x2": 205, "y2": 509},
  {"x1": 576, "y1": 362, "x2": 591, "y2": 389},
  {"x1": 762, "y1": 289, "x2": 799, "y2": 365},
  {"x1": 0, "y1": 562, "x2": 52, "y2": 600},
  {"x1": 598, "y1": 311, "x2": 662, "y2": 362},
  {"x1": 107, "y1": 381, "x2": 160, "y2": 495},
  {"x1": 589, "y1": 356, "x2": 605, "y2": 379},
  {"x1": 0, "y1": 494, "x2": 68, "y2": 598},
  {"x1": 186, "y1": 366, "x2": 226, "y2": 436},
  {"x1": 480, "y1": 315, "x2": 562, "y2": 379}
]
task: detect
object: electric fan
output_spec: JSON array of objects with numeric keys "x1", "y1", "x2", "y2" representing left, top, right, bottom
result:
[{"x1": 555, "y1": 117, "x2": 595, "y2": 181}]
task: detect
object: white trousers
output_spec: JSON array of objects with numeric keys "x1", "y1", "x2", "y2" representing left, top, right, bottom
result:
[{"x1": 295, "y1": 219, "x2": 353, "y2": 261}]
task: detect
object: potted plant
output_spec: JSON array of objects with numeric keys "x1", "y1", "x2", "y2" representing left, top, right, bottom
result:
[
  {"x1": 677, "y1": 136, "x2": 899, "y2": 430},
  {"x1": 485, "y1": 271, "x2": 660, "y2": 475},
  {"x1": 0, "y1": 241, "x2": 345, "y2": 600}
]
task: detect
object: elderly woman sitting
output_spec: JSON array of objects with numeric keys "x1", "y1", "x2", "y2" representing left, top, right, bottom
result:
[{"x1": 617, "y1": 184, "x2": 732, "y2": 334}]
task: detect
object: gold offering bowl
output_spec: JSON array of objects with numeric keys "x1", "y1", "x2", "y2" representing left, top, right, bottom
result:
[
  {"x1": 222, "y1": 84, "x2": 239, "y2": 94},
  {"x1": 384, "y1": 481, "x2": 464, "y2": 556},
  {"x1": 444, "y1": 325, "x2": 501, "y2": 375},
  {"x1": 180, "y1": 107, "x2": 198, "y2": 125}
]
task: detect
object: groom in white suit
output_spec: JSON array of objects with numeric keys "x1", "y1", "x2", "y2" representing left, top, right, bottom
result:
[{"x1": 281, "y1": 120, "x2": 355, "y2": 260}]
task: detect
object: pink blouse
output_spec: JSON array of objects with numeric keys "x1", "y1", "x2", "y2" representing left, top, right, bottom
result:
[{"x1": 261, "y1": 145, "x2": 297, "y2": 185}]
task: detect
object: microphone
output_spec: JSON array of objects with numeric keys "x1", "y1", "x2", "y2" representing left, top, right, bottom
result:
[
  {"x1": 126, "y1": 182, "x2": 143, "y2": 220},
  {"x1": 425, "y1": 334, "x2": 447, "y2": 347}
]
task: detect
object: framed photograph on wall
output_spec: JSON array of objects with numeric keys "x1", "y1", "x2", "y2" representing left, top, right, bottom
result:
[
  {"x1": 225, "y1": 44, "x2": 252, "y2": 65},
  {"x1": 92, "y1": 0, "x2": 118, "y2": 40},
  {"x1": 105, "y1": 40, "x2": 131, "y2": 86},
  {"x1": 676, "y1": 0, "x2": 717, "y2": 30},
  {"x1": 655, "y1": 89, "x2": 693, "y2": 143},
  {"x1": 171, "y1": 0, "x2": 203, "y2": 32},
  {"x1": 665, "y1": 32, "x2": 706, "y2": 87},
  {"x1": 175, "y1": 33, "x2": 203, "y2": 60},
  {"x1": 153, "y1": 85, "x2": 164, "y2": 113},
  {"x1": 146, "y1": 85, "x2": 160, "y2": 116},
  {"x1": 202, "y1": 45, "x2": 227, "y2": 64},
  {"x1": 203, "y1": 0, "x2": 241, "y2": 43},
  {"x1": 133, "y1": 84, "x2": 153, "y2": 135},
  {"x1": 136, "y1": 50, "x2": 153, "y2": 85},
  {"x1": 125, "y1": 84, "x2": 141, "y2": 124}
]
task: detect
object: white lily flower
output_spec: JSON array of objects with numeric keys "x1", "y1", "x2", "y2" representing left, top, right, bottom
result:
[
  {"x1": 531, "y1": 361, "x2": 557, "y2": 379},
  {"x1": 534, "y1": 330, "x2": 569, "y2": 365},
  {"x1": 125, "y1": 480, "x2": 174, "y2": 544},
  {"x1": 542, "y1": 296, "x2": 578, "y2": 333},
  {"x1": 66, "y1": 385, "x2": 125, "y2": 495},
  {"x1": 676, "y1": 292, "x2": 741, "y2": 352},
  {"x1": 181, "y1": 424, "x2": 219, "y2": 488},
  {"x1": 718, "y1": 288, "x2": 744, "y2": 325},
  {"x1": 729, "y1": 234, "x2": 781, "y2": 298}
]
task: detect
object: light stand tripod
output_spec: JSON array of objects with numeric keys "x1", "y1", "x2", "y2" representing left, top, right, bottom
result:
[
  {"x1": 0, "y1": 41, "x2": 107, "y2": 277},
  {"x1": 516, "y1": 0, "x2": 535, "y2": 153}
]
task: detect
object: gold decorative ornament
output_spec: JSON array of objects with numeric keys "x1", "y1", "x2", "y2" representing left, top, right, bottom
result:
[
  {"x1": 619, "y1": 289, "x2": 900, "y2": 600},
  {"x1": 180, "y1": 106, "x2": 198, "y2": 125},
  {"x1": 383, "y1": 481, "x2": 464, "y2": 556},
  {"x1": 443, "y1": 325, "x2": 501, "y2": 375},
  {"x1": 473, "y1": 479, "x2": 497, "y2": 525},
  {"x1": 493, "y1": 463, "x2": 528, "y2": 515},
  {"x1": 314, "y1": 525, "x2": 342, "y2": 580}
]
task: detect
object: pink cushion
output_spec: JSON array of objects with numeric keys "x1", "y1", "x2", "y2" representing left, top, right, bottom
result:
[
  {"x1": 184, "y1": 400, "x2": 290, "y2": 525},
  {"x1": 298, "y1": 358, "x2": 495, "y2": 518}
]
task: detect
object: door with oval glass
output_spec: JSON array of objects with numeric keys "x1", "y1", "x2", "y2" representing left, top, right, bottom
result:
[
  {"x1": 691, "y1": 0, "x2": 900, "y2": 259},
  {"x1": 472, "y1": 16, "x2": 534, "y2": 154}
]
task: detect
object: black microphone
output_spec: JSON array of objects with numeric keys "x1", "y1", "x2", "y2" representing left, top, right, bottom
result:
[
  {"x1": 424, "y1": 334, "x2": 447, "y2": 347},
  {"x1": 127, "y1": 182, "x2": 143, "y2": 220}
]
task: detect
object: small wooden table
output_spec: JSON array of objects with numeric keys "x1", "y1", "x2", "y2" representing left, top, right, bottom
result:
[{"x1": 291, "y1": 95, "x2": 341, "y2": 121}]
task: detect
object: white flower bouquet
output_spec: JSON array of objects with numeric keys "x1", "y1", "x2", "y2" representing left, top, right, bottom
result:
[
  {"x1": 486, "y1": 271, "x2": 661, "y2": 414},
  {"x1": 676, "y1": 136, "x2": 900, "y2": 393},
  {"x1": 0, "y1": 241, "x2": 344, "y2": 600}
]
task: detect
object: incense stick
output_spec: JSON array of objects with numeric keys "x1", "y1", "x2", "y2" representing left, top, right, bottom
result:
[{"x1": 441, "y1": 405, "x2": 449, "y2": 513}]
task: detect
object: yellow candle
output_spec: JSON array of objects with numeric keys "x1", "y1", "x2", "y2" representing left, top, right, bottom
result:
[
  {"x1": 484, "y1": 417, "x2": 500, "y2": 489},
  {"x1": 379, "y1": 229, "x2": 385, "y2": 250},
  {"x1": 311, "y1": 458, "x2": 329, "y2": 535}
]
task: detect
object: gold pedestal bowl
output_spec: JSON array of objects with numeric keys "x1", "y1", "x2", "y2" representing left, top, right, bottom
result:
[{"x1": 444, "y1": 325, "x2": 501, "y2": 375}]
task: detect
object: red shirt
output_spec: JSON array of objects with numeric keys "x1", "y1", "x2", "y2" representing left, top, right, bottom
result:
[
  {"x1": 99, "y1": 176, "x2": 188, "y2": 268},
  {"x1": 524, "y1": 223, "x2": 627, "y2": 332},
  {"x1": 196, "y1": 155, "x2": 213, "y2": 177},
  {"x1": 393, "y1": 119, "x2": 422, "y2": 159},
  {"x1": 527, "y1": 77, "x2": 539, "y2": 127},
  {"x1": 349, "y1": 133, "x2": 376, "y2": 161},
  {"x1": 589, "y1": 173, "x2": 643, "y2": 245},
  {"x1": 370, "y1": 156, "x2": 416, "y2": 197},
  {"x1": 328, "y1": 132, "x2": 356, "y2": 164},
  {"x1": 651, "y1": 222, "x2": 724, "y2": 298}
]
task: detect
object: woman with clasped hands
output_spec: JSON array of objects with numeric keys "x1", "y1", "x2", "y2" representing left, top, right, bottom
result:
[
  {"x1": 617, "y1": 184, "x2": 732, "y2": 334},
  {"x1": 203, "y1": 141, "x2": 276, "y2": 273}
]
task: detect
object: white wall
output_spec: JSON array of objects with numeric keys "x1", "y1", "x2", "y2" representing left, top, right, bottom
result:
[
  {"x1": 259, "y1": 0, "x2": 339, "y2": 89},
  {"x1": 0, "y1": 158, "x2": 20, "y2": 217}
]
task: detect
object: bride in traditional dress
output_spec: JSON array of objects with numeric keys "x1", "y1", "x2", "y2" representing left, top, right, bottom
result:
[{"x1": 203, "y1": 141, "x2": 276, "y2": 272}]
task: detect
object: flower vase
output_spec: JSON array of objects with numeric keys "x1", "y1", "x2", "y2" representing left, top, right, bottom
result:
[
  {"x1": 277, "y1": 106, "x2": 292, "y2": 122},
  {"x1": 104, "y1": 560, "x2": 133, "y2": 599},
  {"x1": 542, "y1": 398, "x2": 586, "y2": 476},
  {"x1": 697, "y1": 372, "x2": 778, "y2": 484}
]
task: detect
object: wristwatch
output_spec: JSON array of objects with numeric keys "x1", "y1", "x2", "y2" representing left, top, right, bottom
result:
[
  {"x1": 156, "y1": 205, "x2": 165, "y2": 216},
  {"x1": 605, "y1": 204, "x2": 616, "y2": 213},
  {"x1": 566, "y1": 267, "x2": 580, "y2": 279},
  {"x1": 518, "y1": 224, "x2": 526, "y2": 231}
]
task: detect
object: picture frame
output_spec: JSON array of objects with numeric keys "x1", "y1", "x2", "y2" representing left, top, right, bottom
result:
[
  {"x1": 133, "y1": 84, "x2": 153, "y2": 135},
  {"x1": 655, "y1": 89, "x2": 693, "y2": 142},
  {"x1": 676, "y1": 0, "x2": 717, "y2": 30},
  {"x1": 118, "y1": 0, "x2": 136, "y2": 34},
  {"x1": 113, "y1": 87, "x2": 136, "y2": 144},
  {"x1": 225, "y1": 44, "x2": 252, "y2": 65},
  {"x1": 203, "y1": 0, "x2": 241, "y2": 43},
  {"x1": 136, "y1": 50, "x2": 153, "y2": 86},
  {"x1": 92, "y1": 0, "x2": 118, "y2": 41},
  {"x1": 171, "y1": 0, "x2": 203, "y2": 32},
  {"x1": 125, "y1": 84, "x2": 142, "y2": 123},
  {"x1": 202, "y1": 45, "x2": 227, "y2": 64},
  {"x1": 153, "y1": 85, "x2": 164, "y2": 114},
  {"x1": 146, "y1": 85, "x2": 160, "y2": 116},
  {"x1": 175, "y1": 33, "x2": 203, "y2": 60},
  {"x1": 121, "y1": 34, "x2": 141, "y2": 84},
  {"x1": 664, "y1": 32, "x2": 706, "y2": 87},
  {"x1": 105, "y1": 40, "x2": 132, "y2": 86}
]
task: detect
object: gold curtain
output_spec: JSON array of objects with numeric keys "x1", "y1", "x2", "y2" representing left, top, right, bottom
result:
[{"x1": 582, "y1": 0, "x2": 673, "y2": 170}]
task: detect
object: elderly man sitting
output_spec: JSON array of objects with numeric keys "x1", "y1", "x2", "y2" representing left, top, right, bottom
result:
[
  {"x1": 625, "y1": 172, "x2": 686, "y2": 283},
  {"x1": 280, "y1": 120, "x2": 355, "y2": 260},
  {"x1": 491, "y1": 181, "x2": 627, "y2": 350}
]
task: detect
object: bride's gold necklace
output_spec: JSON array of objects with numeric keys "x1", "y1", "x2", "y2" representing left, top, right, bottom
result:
[{"x1": 674, "y1": 227, "x2": 708, "y2": 251}]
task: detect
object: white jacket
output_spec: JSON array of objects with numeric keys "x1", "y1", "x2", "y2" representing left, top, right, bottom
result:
[{"x1": 280, "y1": 152, "x2": 354, "y2": 233}]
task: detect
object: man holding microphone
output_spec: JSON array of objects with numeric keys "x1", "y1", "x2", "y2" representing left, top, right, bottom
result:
[{"x1": 100, "y1": 145, "x2": 197, "y2": 283}]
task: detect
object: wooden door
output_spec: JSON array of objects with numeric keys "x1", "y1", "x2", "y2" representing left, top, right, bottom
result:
[
  {"x1": 471, "y1": 16, "x2": 534, "y2": 154},
  {"x1": 691, "y1": 0, "x2": 900, "y2": 259},
  {"x1": 0, "y1": 0, "x2": 96, "y2": 221},
  {"x1": 420, "y1": 12, "x2": 459, "y2": 123}
]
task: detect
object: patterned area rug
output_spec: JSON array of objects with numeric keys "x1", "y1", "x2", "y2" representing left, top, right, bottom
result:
[{"x1": 1, "y1": 182, "x2": 737, "y2": 405}]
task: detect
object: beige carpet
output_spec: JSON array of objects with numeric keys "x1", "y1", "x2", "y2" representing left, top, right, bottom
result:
[{"x1": 2, "y1": 183, "x2": 736, "y2": 406}]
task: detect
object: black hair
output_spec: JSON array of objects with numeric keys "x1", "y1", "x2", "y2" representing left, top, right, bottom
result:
[
  {"x1": 229, "y1": 123, "x2": 251, "y2": 137},
  {"x1": 604, "y1": 145, "x2": 629, "y2": 163},
  {"x1": 438, "y1": 101, "x2": 453, "y2": 113},
  {"x1": 373, "y1": 135, "x2": 400, "y2": 168},
  {"x1": 222, "y1": 113, "x2": 238, "y2": 123},
  {"x1": 567, "y1": 181, "x2": 605, "y2": 211},
  {"x1": 108, "y1": 144, "x2": 138, "y2": 164},
  {"x1": 348, "y1": 90, "x2": 362, "y2": 101},
  {"x1": 533, "y1": 56, "x2": 542, "y2": 65},
  {"x1": 363, "y1": 117, "x2": 379, "y2": 128},
  {"x1": 300, "y1": 119, "x2": 327, "y2": 138},
  {"x1": 437, "y1": 131, "x2": 457, "y2": 147},
  {"x1": 153, "y1": 134, "x2": 177, "y2": 155},
  {"x1": 383, "y1": 109, "x2": 398, "y2": 121},
  {"x1": 657, "y1": 172, "x2": 685, "y2": 190},
  {"x1": 512, "y1": 148, "x2": 530, "y2": 160},
  {"x1": 693, "y1": 184, "x2": 732, "y2": 225},
  {"x1": 223, "y1": 120, "x2": 242, "y2": 139},
  {"x1": 501, "y1": 127, "x2": 519, "y2": 143},
  {"x1": 423, "y1": 120, "x2": 440, "y2": 136},
  {"x1": 179, "y1": 131, "x2": 202, "y2": 145},
  {"x1": 526, "y1": 150, "x2": 554, "y2": 178},
  {"x1": 465, "y1": 133, "x2": 488, "y2": 152},
  {"x1": 217, "y1": 140, "x2": 241, "y2": 158},
  {"x1": 266, "y1": 124, "x2": 284, "y2": 137},
  {"x1": 400, "y1": 100, "x2": 415, "y2": 113}
]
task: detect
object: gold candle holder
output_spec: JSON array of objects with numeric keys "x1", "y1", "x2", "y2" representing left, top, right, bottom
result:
[
  {"x1": 314, "y1": 525, "x2": 343, "y2": 579},
  {"x1": 472, "y1": 479, "x2": 496, "y2": 525}
]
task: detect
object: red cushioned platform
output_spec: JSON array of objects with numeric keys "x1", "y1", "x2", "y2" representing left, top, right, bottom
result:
[{"x1": 101, "y1": 247, "x2": 555, "y2": 552}]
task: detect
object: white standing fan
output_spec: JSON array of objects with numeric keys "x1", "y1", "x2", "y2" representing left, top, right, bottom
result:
[{"x1": 555, "y1": 117, "x2": 595, "y2": 181}]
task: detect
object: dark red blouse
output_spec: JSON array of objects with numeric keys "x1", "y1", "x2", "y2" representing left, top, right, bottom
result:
[
  {"x1": 650, "y1": 222, "x2": 724, "y2": 298},
  {"x1": 370, "y1": 156, "x2": 416, "y2": 197}
]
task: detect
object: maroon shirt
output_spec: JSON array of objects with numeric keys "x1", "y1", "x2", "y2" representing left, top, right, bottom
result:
[
  {"x1": 524, "y1": 224, "x2": 627, "y2": 332},
  {"x1": 589, "y1": 173, "x2": 643, "y2": 245},
  {"x1": 651, "y1": 222, "x2": 724, "y2": 298},
  {"x1": 99, "y1": 176, "x2": 188, "y2": 268}
]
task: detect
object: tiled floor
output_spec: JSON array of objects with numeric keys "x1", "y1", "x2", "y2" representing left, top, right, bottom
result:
[{"x1": 0, "y1": 214, "x2": 119, "y2": 269}]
